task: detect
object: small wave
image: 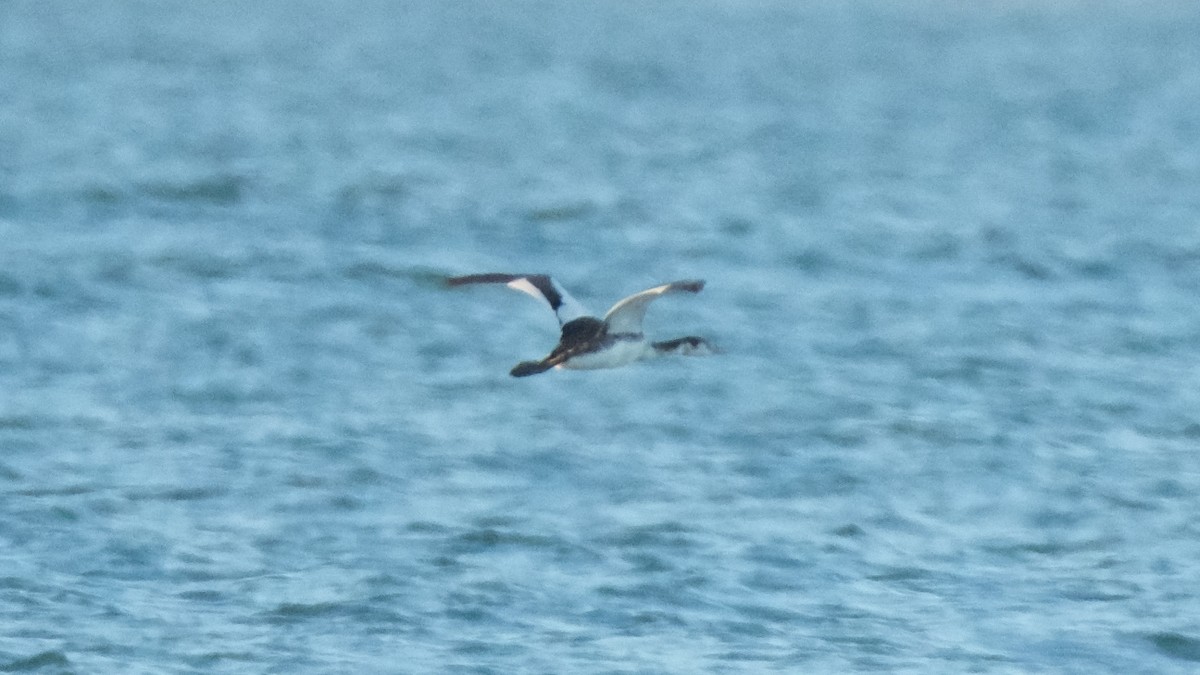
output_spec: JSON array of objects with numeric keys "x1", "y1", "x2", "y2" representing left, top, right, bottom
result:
[
  {"x1": 261, "y1": 601, "x2": 345, "y2": 624},
  {"x1": 0, "y1": 650, "x2": 70, "y2": 672},
  {"x1": 526, "y1": 200, "x2": 596, "y2": 223},
  {"x1": 452, "y1": 527, "x2": 565, "y2": 552},
  {"x1": 151, "y1": 251, "x2": 245, "y2": 280},
  {"x1": 76, "y1": 175, "x2": 246, "y2": 208},
  {"x1": 0, "y1": 272, "x2": 21, "y2": 297},
  {"x1": 0, "y1": 415, "x2": 39, "y2": 431},
  {"x1": 138, "y1": 174, "x2": 245, "y2": 205},
  {"x1": 1144, "y1": 632, "x2": 1200, "y2": 662},
  {"x1": 12, "y1": 483, "x2": 96, "y2": 498},
  {"x1": 598, "y1": 521, "x2": 696, "y2": 549},
  {"x1": 124, "y1": 485, "x2": 227, "y2": 502},
  {"x1": 186, "y1": 651, "x2": 260, "y2": 668}
]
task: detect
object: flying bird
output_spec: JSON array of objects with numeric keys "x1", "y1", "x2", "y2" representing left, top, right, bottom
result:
[{"x1": 447, "y1": 273, "x2": 715, "y2": 377}]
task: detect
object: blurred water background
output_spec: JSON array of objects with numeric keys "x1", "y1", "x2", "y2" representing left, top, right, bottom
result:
[{"x1": 3, "y1": 1, "x2": 1200, "y2": 672}]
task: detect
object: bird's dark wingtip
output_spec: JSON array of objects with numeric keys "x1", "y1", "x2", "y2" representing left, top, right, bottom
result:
[{"x1": 447, "y1": 273, "x2": 512, "y2": 287}]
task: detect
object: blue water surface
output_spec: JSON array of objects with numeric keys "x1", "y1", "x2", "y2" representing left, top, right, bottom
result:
[{"x1": 3, "y1": 1, "x2": 1200, "y2": 672}]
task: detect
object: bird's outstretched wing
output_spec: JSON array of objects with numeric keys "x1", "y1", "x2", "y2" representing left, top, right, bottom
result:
[
  {"x1": 602, "y1": 280, "x2": 704, "y2": 335},
  {"x1": 447, "y1": 273, "x2": 591, "y2": 326}
]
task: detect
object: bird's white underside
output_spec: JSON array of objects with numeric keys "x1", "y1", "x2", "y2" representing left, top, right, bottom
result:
[{"x1": 556, "y1": 338, "x2": 655, "y2": 370}]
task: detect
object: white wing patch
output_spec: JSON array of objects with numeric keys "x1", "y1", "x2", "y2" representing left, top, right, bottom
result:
[
  {"x1": 505, "y1": 276, "x2": 591, "y2": 325},
  {"x1": 602, "y1": 280, "x2": 705, "y2": 335},
  {"x1": 448, "y1": 273, "x2": 592, "y2": 326}
]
